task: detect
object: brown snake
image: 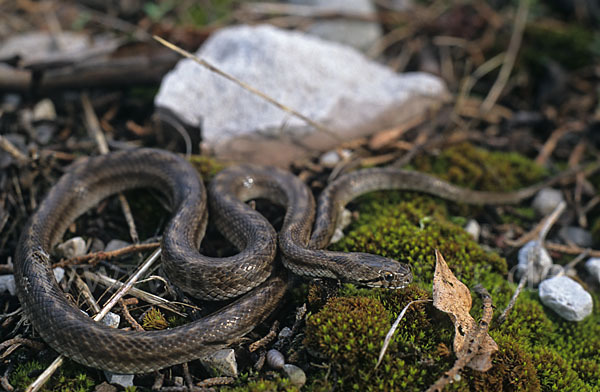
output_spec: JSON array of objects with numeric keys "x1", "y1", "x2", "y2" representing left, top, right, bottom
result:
[{"x1": 15, "y1": 148, "x2": 568, "y2": 373}]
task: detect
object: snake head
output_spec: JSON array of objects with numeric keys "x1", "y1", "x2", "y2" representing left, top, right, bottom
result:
[{"x1": 350, "y1": 253, "x2": 413, "y2": 289}]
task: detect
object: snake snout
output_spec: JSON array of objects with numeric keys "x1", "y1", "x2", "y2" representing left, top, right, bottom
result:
[{"x1": 354, "y1": 253, "x2": 413, "y2": 289}]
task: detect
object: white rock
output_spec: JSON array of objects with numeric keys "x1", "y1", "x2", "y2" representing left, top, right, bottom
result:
[
  {"x1": 539, "y1": 276, "x2": 593, "y2": 321},
  {"x1": 283, "y1": 364, "x2": 306, "y2": 388},
  {"x1": 101, "y1": 312, "x2": 121, "y2": 328},
  {"x1": 104, "y1": 239, "x2": 130, "y2": 252},
  {"x1": 103, "y1": 372, "x2": 134, "y2": 388},
  {"x1": 585, "y1": 258, "x2": 600, "y2": 284},
  {"x1": 516, "y1": 240, "x2": 553, "y2": 285},
  {"x1": 464, "y1": 219, "x2": 481, "y2": 242},
  {"x1": 532, "y1": 188, "x2": 564, "y2": 216},
  {"x1": 201, "y1": 348, "x2": 238, "y2": 377},
  {"x1": 319, "y1": 149, "x2": 351, "y2": 167},
  {"x1": 286, "y1": 0, "x2": 382, "y2": 51},
  {"x1": 155, "y1": 25, "x2": 448, "y2": 167},
  {"x1": 33, "y1": 98, "x2": 56, "y2": 122},
  {"x1": 53, "y1": 267, "x2": 65, "y2": 283},
  {"x1": 0, "y1": 274, "x2": 16, "y2": 295},
  {"x1": 56, "y1": 237, "x2": 87, "y2": 258}
]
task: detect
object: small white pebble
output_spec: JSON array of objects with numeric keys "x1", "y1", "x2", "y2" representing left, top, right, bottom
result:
[
  {"x1": 0, "y1": 275, "x2": 16, "y2": 296},
  {"x1": 464, "y1": 219, "x2": 480, "y2": 242},
  {"x1": 517, "y1": 240, "x2": 553, "y2": 285},
  {"x1": 104, "y1": 239, "x2": 131, "y2": 252},
  {"x1": 101, "y1": 312, "x2": 120, "y2": 328},
  {"x1": 278, "y1": 327, "x2": 293, "y2": 339},
  {"x1": 532, "y1": 188, "x2": 564, "y2": 216},
  {"x1": 56, "y1": 237, "x2": 87, "y2": 258},
  {"x1": 585, "y1": 258, "x2": 600, "y2": 284}
]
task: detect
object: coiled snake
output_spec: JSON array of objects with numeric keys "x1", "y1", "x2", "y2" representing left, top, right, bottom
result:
[{"x1": 14, "y1": 148, "x2": 557, "y2": 373}]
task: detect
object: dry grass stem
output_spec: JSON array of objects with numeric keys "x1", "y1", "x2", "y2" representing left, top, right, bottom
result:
[
  {"x1": 480, "y1": 0, "x2": 529, "y2": 113},
  {"x1": 375, "y1": 299, "x2": 430, "y2": 369},
  {"x1": 82, "y1": 270, "x2": 187, "y2": 316},
  {"x1": 0, "y1": 135, "x2": 29, "y2": 165}
]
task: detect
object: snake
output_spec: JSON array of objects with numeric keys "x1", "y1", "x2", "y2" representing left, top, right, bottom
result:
[{"x1": 14, "y1": 148, "x2": 567, "y2": 373}]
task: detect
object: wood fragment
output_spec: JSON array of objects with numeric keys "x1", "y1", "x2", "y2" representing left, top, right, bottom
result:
[
  {"x1": 249, "y1": 320, "x2": 279, "y2": 352},
  {"x1": 120, "y1": 298, "x2": 144, "y2": 332}
]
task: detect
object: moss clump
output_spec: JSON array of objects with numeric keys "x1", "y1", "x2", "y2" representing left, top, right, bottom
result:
[
  {"x1": 413, "y1": 142, "x2": 547, "y2": 191},
  {"x1": 142, "y1": 307, "x2": 169, "y2": 330},
  {"x1": 10, "y1": 360, "x2": 97, "y2": 392},
  {"x1": 305, "y1": 145, "x2": 599, "y2": 390},
  {"x1": 222, "y1": 373, "x2": 300, "y2": 392},
  {"x1": 188, "y1": 154, "x2": 225, "y2": 179},
  {"x1": 331, "y1": 190, "x2": 507, "y2": 288}
]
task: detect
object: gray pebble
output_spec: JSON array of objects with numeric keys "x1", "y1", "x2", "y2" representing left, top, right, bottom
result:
[
  {"x1": 532, "y1": 188, "x2": 564, "y2": 216},
  {"x1": 0, "y1": 274, "x2": 16, "y2": 296},
  {"x1": 585, "y1": 258, "x2": 600, "y2": 284},
  {"x1": 278, "y1": 326, "x2": 293, "y2": 339},
  {"x1": 103, "y1": 372, "x2": 134, "y2": 388},
  {"x1": 517, "y1": 240, "x2": 553, "y2": 285},
  {"x1": 283, "y1": 364, "x2": 306, "y2": 388},
  {"x1": 56, "y1": 237, "x2": 87, "y2": 258},
  {"x1": 267, "y1": 349, "x2": 286, "y2": 369},
  {"x1": 539, "y1": 276, "x2": 593, "y2": 321},
  {"x1": 200, "y1": 348, "x2": 238, "y2": 377},
  {"x1": 104, "y1": 239, "x2": 130, "y2": 252},
  {"x1": 558, "y1": 226, "x2": 593, "y2": 248},
  {"x1": 101, "y1": 312, "x2": 120, "y2": 328}
]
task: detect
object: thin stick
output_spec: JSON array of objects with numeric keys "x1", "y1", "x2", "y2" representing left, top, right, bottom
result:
[
  {"x1": 480, "y1": 0, "x2": 529, "y2": 113},
  {"x1": 375, "y1": 299, "x2": 430, "y2": 369},
  {"x1": 25, "y1": 249, "x2": 162, "y2": 392},
  {"x1": 0, "y1": 135, "x2": 28, "y2": 165},
  {"x1": 81, "y1": 92, "x2": 139, "y2": 243},
  {"x1": 52, "y1": 242, "x2": 160, "y2": 268},
  {"x1": 152, "y1": 35, "x2": 342, "y2": 145}
]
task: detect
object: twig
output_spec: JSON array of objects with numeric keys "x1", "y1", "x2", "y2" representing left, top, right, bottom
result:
[
  {"x1": 0, "y1": 135, "x2": 29, "y2": 165},
  {"x1": 496, "y1": 201, "x2": 566, "y2": 326},
  {"x1": 544, "y1": 242, "x2": 600, "y2": 258},
  {"x1": 25, "y1": 249, "x2": 162, "y2": 392},
  {"x1": 120, "y1": 299, "x2": 144, "y2": 331},
  {"x1": 152, "y1": 35, "x2": 343, "y2": 145},
  {"x1": 82, "y1": 270, "x2": 187, "y2": 316},
  {"x1": 72, "y1": 272, "x2": 101, "y2": 314},
  {"x1": 52, "y1": 242, "x2": 160, "y2": 268},
  {"x1": 249, "y1": 321, "x2": 279, "y2": 352},
  {"x1": 81, "y1": 92, "x2": 139, "y2": 243},
  {"x1": 535, "y1": 121, "x2": 585, "y2": 165},
  {"x1": 376, "y1": 299, "x2": 430, "y2": 369},
  {"x1": 425, "y1": 285, "x2": 494, "y2": 392},
  {"x1": 480, "y1": 0, "x2": 529, "y2": 113},
  {"x1": 197, "y1": 377, "x2": 235, "y2": 388}
]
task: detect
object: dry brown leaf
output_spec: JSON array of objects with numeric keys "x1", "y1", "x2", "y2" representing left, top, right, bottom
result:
[{"x1": 432, "y1": 249, "x2": 498, "y2": 371}]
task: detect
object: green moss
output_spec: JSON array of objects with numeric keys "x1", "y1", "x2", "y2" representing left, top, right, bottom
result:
[
  {"x1": 9, "y1": 360, "x2": 97, "y2": 392},
  {"x1": 413, "y1": 142, "x2": 547, "y2": 191},
  {"x1": 188, "y1": 154, "x2": 225, "y2": 179},
  {"x1": 304, "y1": 145, "x2": 598, "y2": 390},
  {"x1": 142, "y1": 307, "x2": 169, "y2": 330},
  {"x1": 522, "y1": 23, "x2": 597, "y2": 70},
  {"x1": 222, "y1": 373, "x2": 300, "y2": 392}
]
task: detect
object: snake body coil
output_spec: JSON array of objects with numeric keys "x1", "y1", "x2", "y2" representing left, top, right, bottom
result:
[{"x1": 15, "y1": 148, "x2": 548, "y2": 373}]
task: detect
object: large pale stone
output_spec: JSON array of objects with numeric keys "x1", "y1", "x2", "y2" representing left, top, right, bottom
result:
[
  {"x1": 155, "y1": 24, "x2": 448, "y2": 167},
  {"x1": 539, "y1": 276, "x2": 593, "y2": 321}
]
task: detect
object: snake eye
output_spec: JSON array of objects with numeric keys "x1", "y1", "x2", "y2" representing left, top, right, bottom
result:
[{"x1": 382, "y1": 271, "x2": 395, "y2": 282}]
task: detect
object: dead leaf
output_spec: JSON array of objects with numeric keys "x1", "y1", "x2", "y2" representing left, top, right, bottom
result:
[{"x1": 432, "y1": 249, "x2": 498, "y2": 371}]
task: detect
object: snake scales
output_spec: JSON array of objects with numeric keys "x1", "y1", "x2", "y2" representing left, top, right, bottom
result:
[{"x1": 15, "y1": 148, "x2": 560, "y2": 373}]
